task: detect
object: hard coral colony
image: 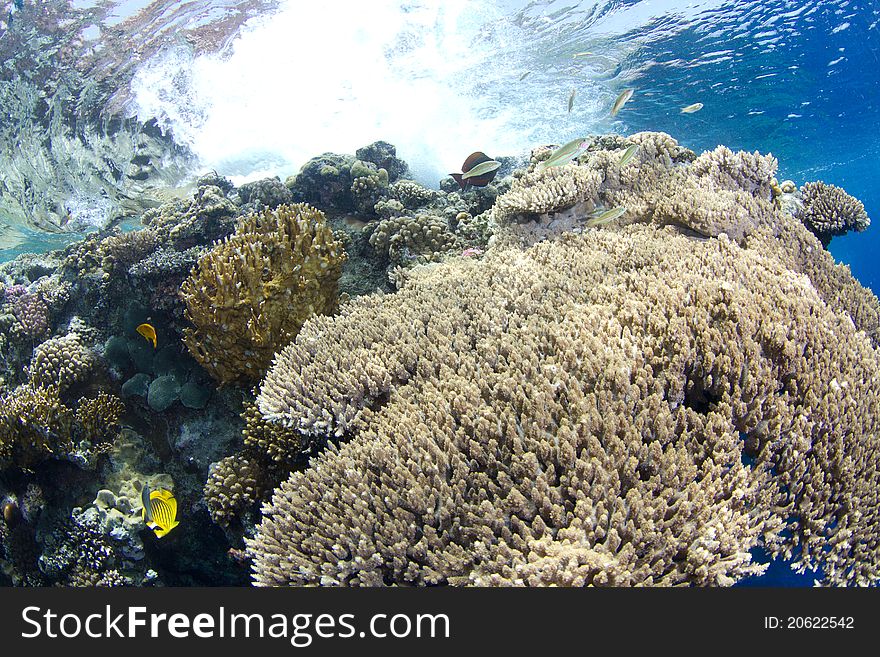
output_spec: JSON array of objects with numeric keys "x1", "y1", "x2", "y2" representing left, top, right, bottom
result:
[{"x1": 0, "y1": 129, "x2": 877, "y2": 590}]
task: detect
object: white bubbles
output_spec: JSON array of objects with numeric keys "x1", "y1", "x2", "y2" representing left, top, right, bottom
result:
[{"x1": 130, "y1": 0, "x2": 531, "y2": 187}]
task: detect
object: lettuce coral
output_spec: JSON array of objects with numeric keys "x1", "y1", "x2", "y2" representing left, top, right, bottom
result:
[{"x1": 180, "y1": 203, "x2": 347, "y2": 384}]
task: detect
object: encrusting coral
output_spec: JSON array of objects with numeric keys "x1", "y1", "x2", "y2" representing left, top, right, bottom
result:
[
  {"x1": 796, "y1": 181, "x2": 871, "y2": 246},
  {"x1": 180, "y1": 203, "x2": 347, "y2": 384},
  {"x1": 250, "y1": 136, "x2": 880, "y2": 587}
]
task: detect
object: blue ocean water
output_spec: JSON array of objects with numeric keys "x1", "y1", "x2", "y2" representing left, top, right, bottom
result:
[{"x1": 1, "y1": 0, "x2": 877, "y2": 587}]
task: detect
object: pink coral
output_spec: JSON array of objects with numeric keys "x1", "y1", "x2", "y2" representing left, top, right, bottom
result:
[{"x1": 11, "y1": 293, "x2": 49, "y2": 338}]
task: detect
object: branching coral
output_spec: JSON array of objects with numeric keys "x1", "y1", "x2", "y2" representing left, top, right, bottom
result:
[
  {"x1": 205, "y1": 452, "x2": 275, "y2": 528},
  {"x1": 689, "y1": 145, "x2": 778, "y2": 199},
  {"x1": 251, "y1": 213, "x2": 880, "y2": 587},
  {"x1": 796, "y1": 181, "x2": 871, "y2": 246},
  {"x1": 493, "y1": 164, "x2": 601, "y2": 221},
  {"x1": 180, "y1": 203, "x2": 347, "y2": 384},
  {"x1": 389, "y1": 180, "x2": 438, "y2": 209},
  {"x1": 98, "y1": 228, "x2": 161, "y2": 274},
  {"x1": 241, "y1": 399, "x2": 305, "y2": 463},
  {"x1": 0, "y1": 384, "x2": 73, "y2": 469},
  {"x1": 7, "y1": 291, "x2": 49, "y2": 339},
  {"x1": 75, "y1": 392, "x2": 125, "y2": 446}
]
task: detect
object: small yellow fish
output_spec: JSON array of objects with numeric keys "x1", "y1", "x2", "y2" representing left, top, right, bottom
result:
[
  {"x1": 141, "y1": 486, "x2": 179, "y2": 538},
  {"x1": 568, "y1": 89, "x2": 576, "y2": 113},
  {"x1": 610, "y1": 88, "x2": 634, "y2": 116},
  {"x1": 681, "y1": 102, "x2": 704, "y2": 114},
  {"x1": 136, "y1": 322, "x2": 157, "y2": 348},
  {"x1": 573, "y1": 51, "x2": 593, "y2": 57}
]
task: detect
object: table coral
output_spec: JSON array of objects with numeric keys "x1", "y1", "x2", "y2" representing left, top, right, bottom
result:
[
  {"x1": 180, "y1": 203, "x2": 347, "y2": 384},
  {"x1": 251, "y1": 206, "x2": 880, "y2": 587}
]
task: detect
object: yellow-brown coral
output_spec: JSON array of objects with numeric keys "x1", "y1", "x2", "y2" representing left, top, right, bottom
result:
[
  {"x1": 75, "y1": 392, "x2": 125, "y2": 447},
  {"x1": 0, "y1": 385, "x2": 73, "y2": 469},
  {"x1": 180, "y1": 203, "x2": 347, "y2": 384}
]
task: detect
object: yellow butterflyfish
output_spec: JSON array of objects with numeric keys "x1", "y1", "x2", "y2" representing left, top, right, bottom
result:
[
  {"x1": 141, "y1": 486, "x2": 179, "y2": 538},
  {"x1": 136, "y1": 322, "x2": 157, "y2": 348}
]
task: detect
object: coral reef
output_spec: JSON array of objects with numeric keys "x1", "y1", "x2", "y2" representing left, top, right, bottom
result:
[
  {"x1": 1, "y1": 132, "x2": 877, "y2": 589},
  {"x1": 251, "y1": 154, "x2": 880, "y2": 586},
  {"x1": 796, "y1": 181, "x2": 871, "y2": 246},
  {"x1": 0, "y1": 384, "x2": 72, "y2": 470},
  {"x1": 180, "y1": 203, "x2": 347, "y2": 384}
]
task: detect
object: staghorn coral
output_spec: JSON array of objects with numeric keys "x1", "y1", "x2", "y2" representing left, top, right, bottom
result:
[
  {"x1": 494, "y1": 164, "x2": 601, "y2": 222},
  {"x1": 28, "y1": 332, "x2": 93, "y2": 392},
  {"x1": 252, "y1": 212, "x2": 880, "y2": 587},
  {"x1": 180, "y1": 203, "x2": 347, "y2": 384},
  {"x1": 796, "y1": 181, "x2": 870, "y2": 246}
]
